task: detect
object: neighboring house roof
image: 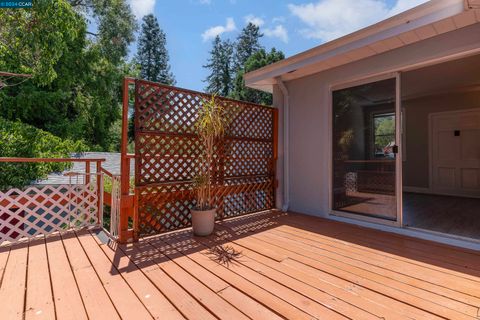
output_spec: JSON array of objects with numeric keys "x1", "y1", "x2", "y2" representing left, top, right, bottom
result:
[
  {"x1": 245, "y1": 0, "x2": 479, "y2": 92},
  {"x1": 35, "y1": 152, "x2": 135, "y2": 185}
]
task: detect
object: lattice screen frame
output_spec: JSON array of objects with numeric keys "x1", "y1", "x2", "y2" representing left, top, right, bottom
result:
[{"x1": 134, "y1": 79, "x2": 277, "y2": 236}]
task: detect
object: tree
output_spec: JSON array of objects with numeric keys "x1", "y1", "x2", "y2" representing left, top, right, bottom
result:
[
  {"x1": 0, "y1": 0, "x2": 138, "y2": 150},
  {"x1": 234, "y1": 23, "x2": 263, "y2": 70},
  {"x1": 203, "y1": 36, "x2": 234, "y2": 97},
  {"x1": 231, "y1": 48, "x2": 285, "y2": 105},
  {"x1": 69, "y1": 0, "x2": 137, "y2": 65},
  {"x1": 136, "y1": 14, "x2": 175, "y2": 85}
]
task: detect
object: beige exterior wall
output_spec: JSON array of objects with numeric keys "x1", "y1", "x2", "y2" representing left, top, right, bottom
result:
[
  {"x1": 403, "y1": 92, "x2": 480, "y2": 188},
  {"x1": 281, "y1": 23, "x2": 480, "y2": 217}
]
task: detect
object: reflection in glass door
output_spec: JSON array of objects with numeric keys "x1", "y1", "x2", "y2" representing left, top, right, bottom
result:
[{"x1": 332, "y1": 78, "x2": 398, "y2": 221}]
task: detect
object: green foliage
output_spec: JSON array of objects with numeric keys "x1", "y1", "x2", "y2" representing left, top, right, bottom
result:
[
  {"x1": 0, "y1": 0, "x2": 85, "y2": 85},
  {"x1": 0, "y1": 117, "x2": 88, "y2": 190},
  {"x1": 231, "y1": 48, "x2": 285, "y2": 105},
  {"x1": 203, "y1": 23, "x2": 284, "y2": 105},
  {"x1": 374, "y1": 115, "x2": 395, "y2": 148},
  {"x1": 136, "y1": 14, "x2": 175, "y2": 85},
  {"x1": 234, "y1": 23, "x2": 263, "y2": 70},
  {"x1": 203, "y1": 36, "x2": 234, "y2": 97},
  {"x1": 0, "y1": 0, "x2": 137, "y2": 151}
]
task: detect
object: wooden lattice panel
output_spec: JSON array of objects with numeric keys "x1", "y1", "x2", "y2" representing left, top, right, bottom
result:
[
  {"x1": 135, "y1": 80, "x2": 276, "y2": 236},
  {"x1": 0, "y1": 179, "x2": 101, "y2": 244}
]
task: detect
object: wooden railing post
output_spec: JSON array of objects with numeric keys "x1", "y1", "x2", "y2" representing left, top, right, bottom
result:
[
  {"x1": 85, "y1": 160, "x2": 91, "y2": 185},
  {"x1": 119, "y1": 77, "x2": 135, "y2": 243},
  {"x1": 96, "y1": 160, "x2": 102, "y2": 224}
]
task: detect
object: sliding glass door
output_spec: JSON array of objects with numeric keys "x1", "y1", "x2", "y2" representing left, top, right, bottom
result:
[{"x1": 332, "y1": 77, "x2": 400, "y2": 223}]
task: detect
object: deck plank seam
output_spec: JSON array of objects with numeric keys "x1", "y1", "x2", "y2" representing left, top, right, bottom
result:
[
  {"x1": 0, "y1": 247, "x2": 11, "y2": 289},
  {"x1": 42, "y1": 236, "x2": 58, "y2": 320},
  {"x1": 22, "y1": 241, "x2": 30, "y2": 320}
]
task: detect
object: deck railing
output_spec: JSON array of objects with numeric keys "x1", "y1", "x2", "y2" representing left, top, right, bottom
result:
[{"x1": 0, "y1": 158, "x2": 106, "y2": 245}]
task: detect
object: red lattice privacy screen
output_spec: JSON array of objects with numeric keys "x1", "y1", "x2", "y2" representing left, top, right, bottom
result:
[{"x1": 134, "y1": 79, "x2": 277, "y2": 236}]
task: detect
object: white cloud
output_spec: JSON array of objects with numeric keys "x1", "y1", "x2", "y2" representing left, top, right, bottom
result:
[
  {"x1": 288, "y1": 0, "x2": 429, "y2": 41},
  {"x1": 199, "y1": 0, "x2": 211, "y2": 4},
  {"x1": 388, "y1": 0, "x2": 428, "y2": 16},
  {"x1": 244, "y1": 14, "x2": 265, "y2": 27},
  {"x1": 201, "y1": 18, "x2": 237, "y2": 42},
  {"x1": 129, "y1": 0, "x2": 156, "y2": 19},
  {"x1": 264, "y1": 25, "x2": 289, "y2": 43}
]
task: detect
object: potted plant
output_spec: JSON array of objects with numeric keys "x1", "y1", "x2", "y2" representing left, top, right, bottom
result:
[{"x1": 191, "y1": 94, "x2": 226, "y2": 236}]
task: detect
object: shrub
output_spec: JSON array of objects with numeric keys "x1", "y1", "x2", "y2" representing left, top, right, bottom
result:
[{"x1": 0, "y1": 117, "x2": 88, "y2": 190}]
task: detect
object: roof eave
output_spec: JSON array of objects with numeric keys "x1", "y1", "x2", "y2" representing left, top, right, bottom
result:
[{"x1": 244, "y1": 0, "x2": 467, "y2": 91}]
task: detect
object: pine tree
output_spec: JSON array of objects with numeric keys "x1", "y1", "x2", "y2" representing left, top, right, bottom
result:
[
  {"x1": 136, "y1": 14, "x2": 175, "y2": 85},
  {"x1": 203, "y1": 36, "x2": 234, "y2": 97},
  {"x1": 234, "y1": 23, "x2": 264, "y2": 70},
  {"x1": 232, "y1": 48, "x2": 285, "y2": 105}
]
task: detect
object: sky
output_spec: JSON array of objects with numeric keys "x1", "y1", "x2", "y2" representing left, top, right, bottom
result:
[{"x1": 127, "y1": 0, "x2": 430, "y2": 91}]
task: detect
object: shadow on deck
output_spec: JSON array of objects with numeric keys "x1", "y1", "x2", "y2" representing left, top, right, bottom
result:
[{"x1": 1, "y1": 210, "x2": 480, "y2": 320}]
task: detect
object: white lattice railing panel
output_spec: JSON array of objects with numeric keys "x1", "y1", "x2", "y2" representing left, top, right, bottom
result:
[{"x1": 0, "y1": 174, "x2": 102, "y2": 244}]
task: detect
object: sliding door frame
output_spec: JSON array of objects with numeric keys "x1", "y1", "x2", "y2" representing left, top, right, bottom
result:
[{"x1": 328, "y1": 72, "x2": 403, "y2": 227}]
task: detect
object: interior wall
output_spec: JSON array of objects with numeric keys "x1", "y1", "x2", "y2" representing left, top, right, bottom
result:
[
  {"x1": 402, "y1": 91, "x2": 480, "y2": 188},
  {"x1": 282, "y1": 23, "x2": 480, "y2": 217}
]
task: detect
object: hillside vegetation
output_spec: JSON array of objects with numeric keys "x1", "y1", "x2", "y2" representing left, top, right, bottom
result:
[{"x1": 0, "y1": 117, "x2": 88, "y2": 189}]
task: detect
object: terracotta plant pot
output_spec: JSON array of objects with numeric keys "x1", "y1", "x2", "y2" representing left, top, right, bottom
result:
[{"x1": 191, "y1": 208, "x2": 216, "y2": 236}]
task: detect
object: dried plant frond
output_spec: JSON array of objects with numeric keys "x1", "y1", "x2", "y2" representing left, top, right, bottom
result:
[{"x1": 193, "y1": 94, "x2": 227, "y2": 210}]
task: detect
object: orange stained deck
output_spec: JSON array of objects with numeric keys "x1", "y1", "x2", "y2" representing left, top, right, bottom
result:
[{"x1": 1, "y1": 211, "x2": 479, "y2": 320}]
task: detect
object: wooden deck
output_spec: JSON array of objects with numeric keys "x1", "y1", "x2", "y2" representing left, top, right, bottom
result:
[{"x1": 1, "y1": 211, "x2": 479, "y2": 320}]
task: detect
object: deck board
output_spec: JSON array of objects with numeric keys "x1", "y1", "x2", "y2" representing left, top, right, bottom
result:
[
  {"x1": 0, "y1": 243, "x2": 28, "y2": 320},
  {"x1": 25, "y1": 238, "x2": 55, "y2": 320},
  {"x1": 1, "y1": 211, "x2": 479, "y2": 320},
  {"x1": 89, "y1": 232, "x2": 185, "y2": 320},
  {"x1": 75, "y1": 231, "x2": 153, "y2": 320},
  {"x1": 61, "y1": 232, "x2": 121, "y2": 320},
  {"x1": 46, "y1": 234, "x2": 88, "y2": 320}
]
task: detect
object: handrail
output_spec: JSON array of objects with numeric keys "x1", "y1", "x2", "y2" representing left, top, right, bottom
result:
[
  {"x1": 0, "y1": 158, "x2": 106, "y2": 163},
  {"x1": 101, "y1": 167, "x2": 115, "y2": 178}
]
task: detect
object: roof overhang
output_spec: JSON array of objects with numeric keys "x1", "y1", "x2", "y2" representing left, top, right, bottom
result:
[{"x1": 245, "y1": 0, "x2": 479, "y2": 93}]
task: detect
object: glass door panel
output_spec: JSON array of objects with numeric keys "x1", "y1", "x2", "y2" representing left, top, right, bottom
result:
[{"x1": 332, "y1": 78, "x2": 398, "y2": 221}]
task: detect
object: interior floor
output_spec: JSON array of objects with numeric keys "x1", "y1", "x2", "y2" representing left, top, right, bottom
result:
[{"x1": 403, "y1": 192, "x2": 480, "y2": 241}]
